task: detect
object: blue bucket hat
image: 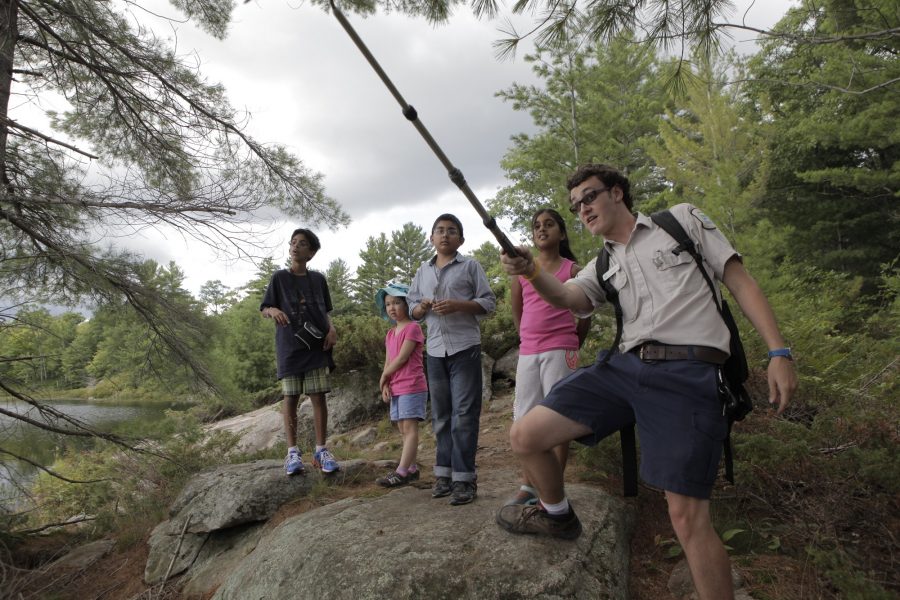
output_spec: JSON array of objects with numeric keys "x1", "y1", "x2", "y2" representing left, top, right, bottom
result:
[{"x1": 375, "y1": 282, "x2": 410, "y2": 320}]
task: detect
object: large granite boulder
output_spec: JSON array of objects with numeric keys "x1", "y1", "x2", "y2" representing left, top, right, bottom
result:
[
  {"x1": 211, "y1": 469, "x2": 633, "y2": 599},
  {"x1": 205, "y1": 404, "x2": 284, "y2": 455},
  {"x1": 144, "y1": 458, "x2": 368, "y2": 585}
]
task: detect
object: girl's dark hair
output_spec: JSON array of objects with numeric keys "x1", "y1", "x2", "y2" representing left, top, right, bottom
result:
[
  {"x1": 290, "y1": 228, "x2": 321, "y2": 252},
  {"x1": 532, "y1": 208, "x2": 577, "y2": 263}
]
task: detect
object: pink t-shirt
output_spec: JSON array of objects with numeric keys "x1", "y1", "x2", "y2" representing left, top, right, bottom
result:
[
  {"x1": 385, "y1": 321, "x2": 428, "y2": 395},
  {"x1": 519, "y1": 258, "x2": 580, "y2": 355}
]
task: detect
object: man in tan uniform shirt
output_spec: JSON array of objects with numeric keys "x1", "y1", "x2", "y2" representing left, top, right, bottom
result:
[{"x1": 497, "y1": 164, "x2": 797, "y2": 600}]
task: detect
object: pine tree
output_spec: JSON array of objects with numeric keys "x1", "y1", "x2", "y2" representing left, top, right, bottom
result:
[
  {"x1": 745, "y1": 0, "x2": 899, "y2": 288},
  {"x1": 353, "y1": 234, "x2": 397, "y2": 312},
  {"x1": 390, "y1": 223, "x2": 431, "y2": 284},
  {"x1": 325, "y1": 259, "x2": 360, "y2": 316}
]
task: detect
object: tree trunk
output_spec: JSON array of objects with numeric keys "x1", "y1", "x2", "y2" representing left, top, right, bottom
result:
[{"x1": 0, "y1": 0, "x2": 17, "y2": 192}]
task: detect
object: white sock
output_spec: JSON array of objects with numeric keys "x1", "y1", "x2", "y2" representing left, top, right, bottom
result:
[
  {"x1": 315, "y1": 445, "x2": 326, "y2": 453},
  {"x1": 288, "y1": 446, "x2": 300, "y2": 455},
  {"x1": 541, "y1": 498, "x2": 570, "y2": 515}
]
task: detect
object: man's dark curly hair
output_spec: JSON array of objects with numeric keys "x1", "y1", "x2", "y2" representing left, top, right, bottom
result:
[{"x1": 566, "y1": 164, "x2": 633, "y2": 211}]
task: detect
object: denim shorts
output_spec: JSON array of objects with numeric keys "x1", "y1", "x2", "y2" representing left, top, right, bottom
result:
[
  {"x1": 390, "y1": 392, "x2": 427, "y2": 422},
  {"x1": 541, "y1": 351, "x2": 727, "y2": 499}
]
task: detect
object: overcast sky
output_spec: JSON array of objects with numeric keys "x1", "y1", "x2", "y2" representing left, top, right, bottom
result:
[{"x1": 99, "y1": 0, "x2": 793, "y2": 296}]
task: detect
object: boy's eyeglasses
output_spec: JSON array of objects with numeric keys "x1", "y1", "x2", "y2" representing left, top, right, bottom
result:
[
  {"x1": 433, "y1": 227, "x2": 460, "y2": 237},
  {"x1": 568, "y1": 187, "x2": 609, "y2": 215}
]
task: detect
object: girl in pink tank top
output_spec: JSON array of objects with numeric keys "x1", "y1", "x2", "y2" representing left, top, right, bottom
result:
[{"x1": 506, "y1": 209, "x2": 591, "y2": 506}]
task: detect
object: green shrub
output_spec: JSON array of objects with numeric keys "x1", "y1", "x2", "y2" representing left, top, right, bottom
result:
[{"x1": 332, "y1": 314, "x2": 389, "y2": 376}]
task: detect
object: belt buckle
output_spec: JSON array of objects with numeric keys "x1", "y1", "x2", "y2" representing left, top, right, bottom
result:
[{"x1": 639, "y1": 345, "x2": 646, "y2": 360}]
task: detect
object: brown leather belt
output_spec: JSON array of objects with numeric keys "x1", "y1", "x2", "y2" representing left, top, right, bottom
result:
[{"x1": 631, "y1": 343, "x2": 728, "y2": 364}]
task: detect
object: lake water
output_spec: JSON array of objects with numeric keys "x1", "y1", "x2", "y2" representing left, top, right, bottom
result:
[{"x1": 0, "y1": 398, "x2": 182, "y2": 509}]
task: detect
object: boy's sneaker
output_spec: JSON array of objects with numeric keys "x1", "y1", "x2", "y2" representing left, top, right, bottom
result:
[
  {"x1": 284, "y1": 451, "x2": 305, "y2": 476},
  {"x1": 449, "y1": 481, "x2": 477, "y2": 505},
  {"x1": 313, "y1": 448, "x2": 340, "y2": 473},
  {"x1": 495, "y1": 504, "x2": 583, "y2": 540},
  {"x1": 431, "y1": 476, "x2": 452, "y2": 498},
  {"x1": 376, "y1": 471, "x2": 410, "y2": 488},
  {"x1": 407, "y1": 469, "x2": 420, "y2": 482}
]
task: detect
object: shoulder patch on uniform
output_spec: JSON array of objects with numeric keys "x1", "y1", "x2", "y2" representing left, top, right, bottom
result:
[{"x1": 691, "y1": 208, "x2": 717, "y2": 230}]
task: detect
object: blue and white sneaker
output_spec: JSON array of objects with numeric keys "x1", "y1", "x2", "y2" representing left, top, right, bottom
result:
[
  {"x1": 284, "y1": 450, "x2": 305, "y2": 476},
  {"x1": 313, "y1": 448, "x2": 340, "y2": 473}
]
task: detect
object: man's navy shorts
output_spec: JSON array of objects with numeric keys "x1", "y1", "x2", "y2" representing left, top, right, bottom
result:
[{"x1": 540, "y1": 350, "x2": 727, "y2": 499}]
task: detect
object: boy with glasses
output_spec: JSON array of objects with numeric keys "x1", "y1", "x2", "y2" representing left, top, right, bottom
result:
[
  {"x1": 260, "y1": 228, "x2": 340, "y2": 476},
  {"x1": 408, "y1": 214, "x2": 496, "y2": 505},
  {"x1": 497, "y1": 164, "x2": 797, "y2": 600}
]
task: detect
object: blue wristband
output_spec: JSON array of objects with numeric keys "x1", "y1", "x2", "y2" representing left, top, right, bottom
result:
[{"x1": 767, "y1": 347, "x2": 793, "y2": 360}]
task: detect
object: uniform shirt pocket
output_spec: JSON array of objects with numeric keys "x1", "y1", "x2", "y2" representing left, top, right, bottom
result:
[{"x1": 653, "y1": 246, "x2": 696, "y2": 295}]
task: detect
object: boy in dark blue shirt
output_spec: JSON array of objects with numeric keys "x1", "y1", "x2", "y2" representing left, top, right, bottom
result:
[{"x1": 260, "y1": 228, "x2": 339, "y2": 475}]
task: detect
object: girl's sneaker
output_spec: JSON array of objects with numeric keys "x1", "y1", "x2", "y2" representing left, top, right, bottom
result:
[
  {"x1": 376, "y1": 471, "x2": 410, "y2": 487},
  {"x1": 313, "y1": 448, "x2": 340, "y2": 473},
  {"x1": 284, "y1": 451, "x2": 305, "y2": 476}
]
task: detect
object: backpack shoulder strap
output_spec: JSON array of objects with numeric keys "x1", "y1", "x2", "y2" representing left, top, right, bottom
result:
[
  {"x1": 595, "y1": 247, "x2": 614, "y2": 299},
  {"x1": 594, "y1": 247, "x2": 623, "y2": 361},
  {"x1": 594, "y1": 247, "x2": 637, "y2": 498},
  {"x1": 650, "y1": 210, "x2": 720, "y2": 308}
]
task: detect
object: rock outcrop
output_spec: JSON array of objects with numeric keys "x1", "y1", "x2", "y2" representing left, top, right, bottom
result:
[{"x1": 206, "y1": 371, "x2": 383, "y2": 455}]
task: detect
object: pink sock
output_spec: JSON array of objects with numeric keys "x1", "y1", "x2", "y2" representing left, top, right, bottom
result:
[
  {"x1": 396, "y1": 466, "x2": 409, "y2": 476},
  {"x1": 408, "y1": 464, "x2": 418, "y2": 473}
]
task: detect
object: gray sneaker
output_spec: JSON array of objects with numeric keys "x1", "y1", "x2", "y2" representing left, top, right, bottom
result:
[
  {"x1": 449, "y1": 480, "x2": 477, "y2": 505},
  {"x1": 431, "y1": 476, "x2": 452, "y2": 498},
  {"x1": 496, "y1": 504, "x2": 583, "y2": 540}
]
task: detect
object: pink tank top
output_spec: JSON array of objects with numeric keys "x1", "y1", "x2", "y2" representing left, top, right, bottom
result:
[{"x1": 519, "y1": 258, "x2": 579, "y2": 355}]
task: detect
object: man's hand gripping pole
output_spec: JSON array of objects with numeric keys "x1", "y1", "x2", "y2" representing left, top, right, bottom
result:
[{"x1": 328, "y1": 0, "x2": 519, "y2": 257}]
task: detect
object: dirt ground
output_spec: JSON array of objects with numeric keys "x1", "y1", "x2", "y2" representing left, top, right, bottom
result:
[{"x1": 9, "y1": 386, "x2": 820, "y2": 599}]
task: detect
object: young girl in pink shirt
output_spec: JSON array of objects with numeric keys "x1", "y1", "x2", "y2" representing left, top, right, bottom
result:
[
  {"x1": 375, "y1": 283, "x2": 428, "y2": 487},
  {"x1": 507, "y1": 208, "x2": 590, "y2": 505}
]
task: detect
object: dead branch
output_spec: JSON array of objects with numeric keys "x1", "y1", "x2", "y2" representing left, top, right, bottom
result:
[
  {"x1": 0, "y1": 447, "x2": 111, "y2": 484},
  {"x1": 156, "y1": 513, "x2": 191, "y2": 600},
  {"x1": 13, "y1": 514, "x2": 96, "y2": 535},
  {"x1": 3, "y1": 117, "x2": 100, "y2": 159}
]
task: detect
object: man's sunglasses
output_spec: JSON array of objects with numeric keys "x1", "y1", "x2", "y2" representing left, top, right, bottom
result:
[{"x1": 568, "y1": 187, "x2": 609, "y2": 215}]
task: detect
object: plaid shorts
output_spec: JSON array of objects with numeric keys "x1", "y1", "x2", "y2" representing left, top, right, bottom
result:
[{"x1": 281, "y1": 367, "x2": 331, "y2": 396}]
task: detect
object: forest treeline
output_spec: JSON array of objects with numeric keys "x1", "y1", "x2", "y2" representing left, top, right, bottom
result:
[{"x1": 2, "y1": 0, "x2": 897, "y2": 595}]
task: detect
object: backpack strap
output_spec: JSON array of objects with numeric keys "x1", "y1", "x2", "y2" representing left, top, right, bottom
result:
[
  {"x1": 594, "y1": 248, "x2": 623, "y2": 366},
  {"x1": 594, "y1": 247, "x2": 637, "y2": 498},
  {"x1": 649, "y1": 210, "x2": 720, "y2": 307}
]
